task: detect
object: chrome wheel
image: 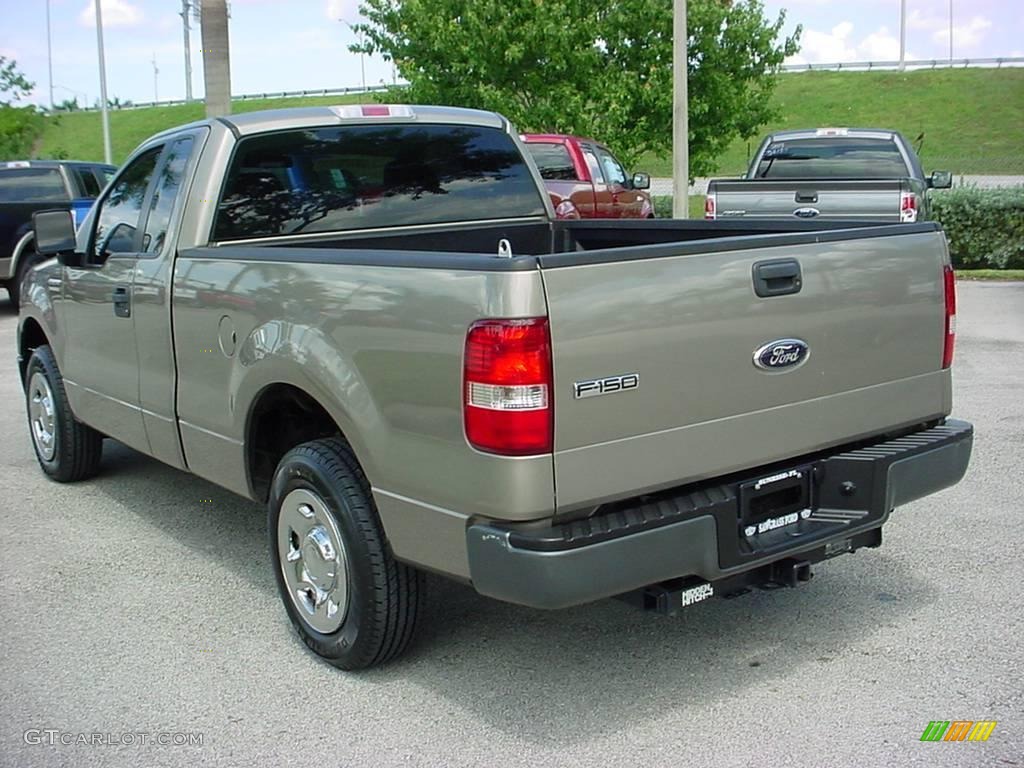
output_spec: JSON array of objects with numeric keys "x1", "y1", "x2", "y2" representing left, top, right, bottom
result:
[
  {"x1": 28, "y1": 372, "x2": 57, "y2": 462},
  {"x1": 277, "y1": 488, "x2": 350, "y2": 634}
]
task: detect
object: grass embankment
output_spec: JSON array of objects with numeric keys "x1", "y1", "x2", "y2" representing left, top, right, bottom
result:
[
  {"x1": 640, "y1": 68, "x2": 1024, "y2": 177},
  {"x1": 33, "y1": 69, "x2": 1024, "y2": 175}
]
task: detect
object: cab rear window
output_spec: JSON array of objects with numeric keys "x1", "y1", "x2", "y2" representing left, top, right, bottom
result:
[
  {"x1": 754, "y1": 138, "x2": 909, "y2": 179},
  {"x1": 214, "y1": 123, "x2": 547, "y2": 240},
  {"x1": 0, "y1": 168, "x2": 68, "y2": 202},
  {"x1": 526, "y1": 143, "x2": 578, "y2": 181}
]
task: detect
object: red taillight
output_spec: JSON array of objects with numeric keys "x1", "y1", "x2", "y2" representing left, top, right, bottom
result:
[
  {"x1": 943, "y1": 264, "x2": 956, "y2": 369},
  {"x1": 704, "y1": 194, "x2": 716, "y2": 220},
  {"x1": 464, "y1": 318, "x2": 553, "y2": 455},
  {"x1": 900, "y1": 192, "x2": 918, "y2": 223}
]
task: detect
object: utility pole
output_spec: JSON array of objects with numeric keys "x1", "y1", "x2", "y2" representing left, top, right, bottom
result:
[
  {"x1": 949, "y1": 0, "x2": 953, "y2": 63},
  {"x1": 899, "y1": 0, "x2": 906, "y2": 71},
  {"x1": 200, "y1": 0, "x2": 232, "y2": 117},
  {"x1": 340, "y1": 20, "x2": 367, "y2": 91},
  {"x1": 46, "y1": 0, "x2": 54, "y2": 108},
  {"x1": 181, "y1": 0, "x2": 194, "y2": 101},
  {"x1": 152, "y1": 54, "x2": 159, "y2": 102},
  {"x1": 672, "y1": 0, "x2": 689, "y2": 218},
  {"x1": 94, "y1": 0, "x2": 112, "y2": 164}
]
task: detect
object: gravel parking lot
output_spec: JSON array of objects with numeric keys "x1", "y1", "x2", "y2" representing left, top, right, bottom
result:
[{"x1": 0, "y1": 281, "x2": 1020, "y2": 768}]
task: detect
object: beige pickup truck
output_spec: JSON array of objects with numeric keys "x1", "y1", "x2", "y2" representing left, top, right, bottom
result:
[{"x1": 18, "y1": 105, "x2": 973, "y2": 669}]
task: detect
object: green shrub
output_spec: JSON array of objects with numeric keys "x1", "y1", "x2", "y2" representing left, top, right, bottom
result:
[
  {"x1": 931, "y1": 186, "x2": 1024, "y2": 269},
  {"x1": 0, "y1": 105, "x2": 44, "y2": 158}
]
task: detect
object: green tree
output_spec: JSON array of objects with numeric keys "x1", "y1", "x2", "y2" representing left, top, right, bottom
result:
[
  {"x1": 0, "y1": 56, "x2": 41, "y2": 157},
  {"x1": 1, "y1": 56, "x2": 34, "y2": 105},
  {"x1": 354, "y1": 0, "x2": 800, "y2": 175}
]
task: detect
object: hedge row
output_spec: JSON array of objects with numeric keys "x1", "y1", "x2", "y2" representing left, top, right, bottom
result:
[
  {"x1": 652, "y1": 186, "x2": 1024, "y2": 269},
  {"x1": 930, "y1": 186, "x2": 1024, "y2": 270}
]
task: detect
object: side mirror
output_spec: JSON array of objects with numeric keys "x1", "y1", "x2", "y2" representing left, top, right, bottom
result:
[
  {"x1": 33, "y1": 209, "x2": 76, "y2": 256},
  {"x1": 928, "y1": 170, "x2": 952, "y2": 189},
  {"x1": 631, "y1": 172, "x2": 651, "y2": 190}
]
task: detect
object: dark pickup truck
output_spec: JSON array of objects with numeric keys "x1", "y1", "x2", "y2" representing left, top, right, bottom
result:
[
  {"x1": 705, "y1": 128, "x2": 952, "y2": 223},
  {"x1": 1, "y1": 160, "x2": 116, "y2": 307}
]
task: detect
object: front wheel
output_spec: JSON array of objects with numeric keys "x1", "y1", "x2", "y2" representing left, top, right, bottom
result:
[
  {"x1": 268, "y1": 437, "x2": 423, "y2": 669},
  {"x1": 25, "y1": 345, "x2": 103, "y2": 481}
]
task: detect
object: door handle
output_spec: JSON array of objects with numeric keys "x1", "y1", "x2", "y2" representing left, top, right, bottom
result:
[
  {"x1": 752, "y1": 259, "x2": 802, "y2": 298},
  {"x1": 795, "y1": 190, "x2": 818, "y2": 203},
  {"x1": 112, "y1": 285, "x2": 131, "y2": 318}
]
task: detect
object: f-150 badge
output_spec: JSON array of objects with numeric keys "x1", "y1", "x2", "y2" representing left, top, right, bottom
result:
[
  {"x1": 573, "y1": 373, "x2": 639, "y2": 399},
  {"x1": 753, "y1": 339, "x2": 810, "y2": 372}
]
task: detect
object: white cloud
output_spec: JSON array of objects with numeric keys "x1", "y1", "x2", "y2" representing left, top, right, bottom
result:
[
  {"x1": 932, "y1": 16, "x2": 992, "y2": 49},
  {"x1": 78, "y1": 0, "x2": 144, "y2": 28},
  {"x1": 859, "y1": 26, "x2": 901, "y2": 60},
  {"x1": 326, "y1": 0, "x2": 360, "y2": 22},
  {"x1": 787, "y1": 22, "x2": 918, "y2": 64}
]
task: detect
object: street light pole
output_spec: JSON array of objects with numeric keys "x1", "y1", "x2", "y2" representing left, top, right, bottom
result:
[
  {"x1": 46, "y1": 0, "x2": 54, "y2": 108},
  {"x1": 672, "y1": 0, "x2": 689, "y2": 218},
  {"x1": 152, "y1": 54, "x2": 159, "y2": 102},
  {"x1": 899, "y1": 0, "x2": 906, "y2": 71},
  {"x1": 94, "y1": 0, "x2": 112, "y2": 164},
  {"x1": 949, "y1": 0, "x2": 953, "y2": 63},
  {"x1": 182, "y1": 0, "x2": 194, "y2": 101},
  {"x1": 341, "y1": 20, "x2": 367, "y2": 92}
]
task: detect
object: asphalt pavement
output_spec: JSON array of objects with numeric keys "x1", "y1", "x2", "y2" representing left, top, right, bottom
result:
[{"x1": 0, "y1": 282, "x2": 1021, "y2": 768}]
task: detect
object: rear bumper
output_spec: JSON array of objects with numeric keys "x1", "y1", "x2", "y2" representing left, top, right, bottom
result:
[{"x1": 467, "y1": 419, "x2": 973, "y2": 609}]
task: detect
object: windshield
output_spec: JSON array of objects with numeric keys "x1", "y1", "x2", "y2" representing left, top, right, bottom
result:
[
  {"x1": 754, "y1": 137, "x2": 909, "y2": 179},
  {"x1": 214, "y1": 123, "x2": 547, "y2": 240}
]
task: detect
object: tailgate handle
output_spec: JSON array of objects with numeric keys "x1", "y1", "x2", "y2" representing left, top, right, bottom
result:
[
  {"x1": 795, "y1": 191, "x2": 818, "y2": 203},
  {"x1": 753, "y1": 259, "x2": 802, "y2": 298}
]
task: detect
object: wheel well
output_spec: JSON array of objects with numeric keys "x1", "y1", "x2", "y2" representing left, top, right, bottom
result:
[
  {"x1": 247, "y1": 384, "x2": 343, "y2": 502},
  {"x1": 18, "y1": 317, "x2": 48, "y2": 385}
]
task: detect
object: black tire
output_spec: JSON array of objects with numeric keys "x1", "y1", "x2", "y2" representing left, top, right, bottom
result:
[
  {"x1": 24, "y1": 345, "x2": 103, "y2": 482},
  {"x1": 268, "y1": 437, "x2": 423, "y2": 670}
]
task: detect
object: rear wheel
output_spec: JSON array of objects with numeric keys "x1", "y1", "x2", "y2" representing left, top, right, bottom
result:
[
  {"x1": 25, "y1": 345, "x2": 103, "y2": 481},
  {"x1": 268, "y1": 437, "x2": 423, "y2": 669}
]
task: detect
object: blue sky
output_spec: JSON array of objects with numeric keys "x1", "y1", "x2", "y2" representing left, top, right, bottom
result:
[{"x1": 1, "y1": 0, "x2": 1021, "y2": 107}]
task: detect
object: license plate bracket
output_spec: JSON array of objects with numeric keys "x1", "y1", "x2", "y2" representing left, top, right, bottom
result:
[{"x1": 738, "y1": 466, "x2": 812, "y2": 538}]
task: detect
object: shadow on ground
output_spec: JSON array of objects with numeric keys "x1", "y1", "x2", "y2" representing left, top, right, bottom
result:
[{"x1": 84, "y1": 439, "x2": 937, "y2": 747}]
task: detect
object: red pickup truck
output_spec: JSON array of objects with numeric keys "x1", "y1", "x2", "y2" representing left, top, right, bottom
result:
[{"x1": 522, "y1": 133, "x2": 654, "y2": 219}]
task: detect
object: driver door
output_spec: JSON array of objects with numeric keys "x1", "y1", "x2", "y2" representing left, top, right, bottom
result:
[{"x1": 62, "y1": 145, "x2": 164, "y2": 453}]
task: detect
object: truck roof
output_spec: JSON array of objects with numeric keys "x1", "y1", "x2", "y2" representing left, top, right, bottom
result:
[
  {"x1": 765, "y1": 128, "x2": 899, "y2": 142},
  {"x1": 144, "y1": 104, "x2": 510, "y2": 144},
  {"x1": 1, "y1": 160, "x2": 117, "y2": 171}
]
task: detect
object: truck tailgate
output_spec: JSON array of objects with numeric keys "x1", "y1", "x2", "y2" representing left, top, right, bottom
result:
[
  {"x1": 540, "y1": 228, "x2": 952, "y2": 511},
  {"x1": 712, "y1": 179, "x2": 906, "y2": 221}
]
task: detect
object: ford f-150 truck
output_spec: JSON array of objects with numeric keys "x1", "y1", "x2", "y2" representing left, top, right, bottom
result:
[
  {"x1": 1, "y1": 160, "x2": 116, "y2": 307},
  {"x1": 705, "y1": 128, "x2": 953, "y2": 223},
  {"x1": 18, "y1": 105, "x2": 972, "y2": 670}
]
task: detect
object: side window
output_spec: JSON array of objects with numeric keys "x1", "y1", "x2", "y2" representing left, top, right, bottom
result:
[
  {"x1": 596, "y1": 147, "x2": 627, "y2": 187},
  {"x1": 73, "y1": 167, "x2": 101, "y2": 198},
  {"x1": 92, "y1": 147, "x2": 162, "y2": 259},
  {"x1": 582, "y1": 148, "x2": 605, "y2": 185},
  {"x1": 142, "y1": 136, "x2": 194, "y2": 255}
]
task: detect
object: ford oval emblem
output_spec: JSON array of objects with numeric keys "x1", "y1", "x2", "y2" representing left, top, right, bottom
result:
[
  {"x1": 793, "y1": 207, "x2": 819, "y2": 218},
  {"x1": 753, "y1": 339, "x2": 810, "y2": 372}
]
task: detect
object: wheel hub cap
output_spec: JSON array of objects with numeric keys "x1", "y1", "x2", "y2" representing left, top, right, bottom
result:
[
  {"x1": 28, "y1": 372, "x2": 57, "y2": 462},
  {"x1": 277, "y1": 489, "x2": 350, "y2": 633}
]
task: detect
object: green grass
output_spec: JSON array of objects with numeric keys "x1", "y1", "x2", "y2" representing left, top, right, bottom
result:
[
  {"x1": 36, "y1": 93, "x2": 368, "y2": 163},
  {"x1": 955, "y1": 269, "x2": 1024, "y2": 281},
  {"x1": 639, "y1": 68, "x2": 1024, "y2": 177},
  {"x1": 33, "y1": 69, "x2": 1024, "y2": 177}
]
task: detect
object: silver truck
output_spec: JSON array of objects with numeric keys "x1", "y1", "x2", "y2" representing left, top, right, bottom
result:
[
  {"x1": 18, "y1": 106, "x2": 973, "y2": 669},
  {"x1": 705, "y1": 128, "x2": 953, "y2": 223}
]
